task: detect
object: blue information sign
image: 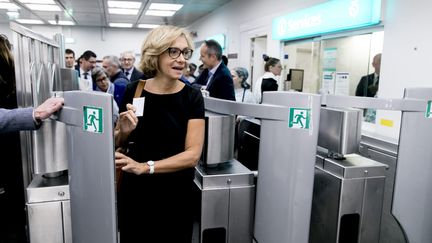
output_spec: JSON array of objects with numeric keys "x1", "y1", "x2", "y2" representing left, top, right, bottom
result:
[{"x1": 272, "y1": 0, "x2": 381, "y2": 41}]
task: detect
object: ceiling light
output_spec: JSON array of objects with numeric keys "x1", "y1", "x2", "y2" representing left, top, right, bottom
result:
[
  {"x1": 64, "y1": 8, "x2": 73, "y2": 16},
  {"x1": 108, "y1": 1, "x2": 141, "y2": 9},
  {"x1": 18, "y1": 0, "x2": 55, "y2": 4},
  {"x1": 145, "y1": 10, "x2": 175, "y2": 17},
  {"x1": 108, "y1": 8, "x2": 138, "y2": 15},
  {"x1": 137, "y1": 24, "x2": 159, "y2": 29},
  {"x1": 16, "y1": 19, "x2": 44, "y2": 24},
  {"x1": 0, "y1": 2, "x2": 20, "y2": 10},
  {"x1": 48, "y1": 20, "x2": 74, "y2": 25},
  {"x1": 26, "y1": 4, "x2": 61, "y2": 11},
  {"x1": 109, "y1": 23, "x2": 133, "y2": 28},
  {"x1": 7, "y1": 11, "x2": 20, "y2": 19},
  {"x1": 149, "y1": 3, "x2": 183, "y2": 11}
]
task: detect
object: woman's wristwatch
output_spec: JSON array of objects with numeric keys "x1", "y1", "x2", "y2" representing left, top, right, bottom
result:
[{"x1": 146, "y1": 160, "x2": 155, "y2": 174}]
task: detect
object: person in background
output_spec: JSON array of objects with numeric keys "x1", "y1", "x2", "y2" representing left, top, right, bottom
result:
[
  {"x1": 231, "y1": 67, "x2": 255, "y2": 103},
  {"x1": 197, "y1": 63, "x2": 205, "y2": 76},
  {"x1": 75, "y1": 50, "x2": 97, "y2": 91},
  {"x1": 222, "y1": 54, "x2": 228, "y2": 66},
  {"x1": 91, "y1": 67, "x2": 119, "y2": 123},
  {"x1": 102, "y1": 55, "x2": 128, "y2": 105},
  {"x1": 355, "y1": 53, "x2": 381, "y2": 97},
  {"x1": 185, "y1": 62, "x2": 197, "y2": 83},
  {"x1": 120, "y1": 51, "x2": 149, "y2": 82},
  {"x1": 0, "y1": 33, "x2": 64, "y2": 243},
  {"x1": 114, "y1": 25, "x2": 205, "y2": 243},
  {"x1": 65, "y1": 48, "x2": 75, "y2": 69},
  {"x1": 253, "y1": 55, "x2": 282, "y2": 103},
  {"x1": 194, "y1": 39, "x2": 235, "y2": 100}
]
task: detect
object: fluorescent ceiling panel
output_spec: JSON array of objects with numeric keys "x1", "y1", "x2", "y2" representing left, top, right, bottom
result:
[
  {"x1": 108, "y1": 8, "x2": 138, "y2": 15},
  {"x1": 16, "y1": 19, "x2": 44, "y2": 24},
  {"x1": 108, "y1": 1, "x2": 141, "y2": 9},
  {"x1": 145, "y1": 10, "x2": 175, "y2": 17},
  {"x1": 149, "y1": 3, "x2": 183, "y2": 11},
  {"x1": 0, "y1": 2, "x2": 20, "y2": 10},
  {"x1": 7, "y1": 11, "x2": 20, "y2": 19},
  {"x1": 137, "y1": 24, "x2": 159, "y2": 29},
  {"x1": 18, "y1": 0, "x2": 55, "y2": 4},
  {"x1": 26, "y1": 4, "x2": 61, "y2": 11},
  {"x1": 109, "y1": 23, "x2": 133, "y2": 28},
  {"x1": 49, "y1": 20, "x2": 75, "y2": 25}
]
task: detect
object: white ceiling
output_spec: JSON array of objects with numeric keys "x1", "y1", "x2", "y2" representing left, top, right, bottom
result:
[{"x1": 0, "y1": 0, "x2": 232, "y2": 28}]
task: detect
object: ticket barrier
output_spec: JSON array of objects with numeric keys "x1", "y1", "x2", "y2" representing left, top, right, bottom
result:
[
  {"x1": 194, "y1": 112, "x2": 255, "y2": 243},
  {"x1": 12, "y1": 23, "x2": 117, "y2": 243},
  {"x1": 306, "y1": 106, "x2": 388, "y2": 243},
  {"x1": 320, "y1": 91, "x2": 432, "y2": 243},
  {"x1": 202, "y1": 92, "x2": 321, "y2": 243}
]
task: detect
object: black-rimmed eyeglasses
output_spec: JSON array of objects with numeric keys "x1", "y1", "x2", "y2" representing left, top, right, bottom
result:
[{"x1": 167, "y1": 47, "x2": 193, "y2": 60}]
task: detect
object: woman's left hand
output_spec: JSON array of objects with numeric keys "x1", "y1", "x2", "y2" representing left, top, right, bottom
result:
[{"x1": 115, "y1": 152, "x2": 145, "y2": 175}]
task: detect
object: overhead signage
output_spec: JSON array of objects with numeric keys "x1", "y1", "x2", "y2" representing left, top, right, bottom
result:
[
  {"x1": 272, "y1": 0, "x2": 381, "y2": 41},
  {"x1": 207, "y1": 34, "x2": 226, "y2": 50}
]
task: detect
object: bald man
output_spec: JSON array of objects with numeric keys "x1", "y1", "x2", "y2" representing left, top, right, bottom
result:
[{"x1": 355, "y1": 53, "x2": 381, "y2": 97}]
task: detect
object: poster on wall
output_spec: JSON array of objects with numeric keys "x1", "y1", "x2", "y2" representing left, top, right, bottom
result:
[
  {"x1": 321, "y1": 70, "x2": 335, "y2": 94},
  {"x1": 335, "y1": 72, "x2": 350, "y2": 95},
  {"x1": 322, "y1": 47, "x2": 337, "y2": 69}
]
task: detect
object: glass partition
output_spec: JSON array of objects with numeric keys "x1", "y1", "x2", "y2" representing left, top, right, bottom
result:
[{"x1": 282, "y1": 30, "x2": 384, "y2": 123}]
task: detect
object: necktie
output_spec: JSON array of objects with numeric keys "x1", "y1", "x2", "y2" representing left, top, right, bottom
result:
[
  {"x1": 206, "y1": 71, "x2": 213, "y2": 85},
  {"x1": 375, "y1": 75, "x2": 379, "y2": 86},
  {"x1": 125, "y1": 71, "x2": 129, "y2": 77},
  {"x1": 83, "y1": 72, "x2": 89, "y2": 79}
]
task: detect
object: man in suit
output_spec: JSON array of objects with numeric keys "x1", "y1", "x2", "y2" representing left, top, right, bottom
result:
[
  {"x1": 75, "y1": 50, "x2": 97, "y2": 91},
  {"x1": 0, "y1": 97, "x2": 64, "y2": 133},
  {"x1": 194, "y1": 40, "x2": 235, "y2": 100},
  {"x1": 103, "y1": 55, "x2": 129, "y2": 105},
  {"x1": 120, "y1": 51, "x2": 150, "y2": 82},
  {"x1": 355, "y1": 53, "x2": 381, "y2": 97}
]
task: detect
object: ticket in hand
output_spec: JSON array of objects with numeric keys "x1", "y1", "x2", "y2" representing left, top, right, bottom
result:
[{"x1": 132, "y1": 97, "x2": 145, "y2": 117}]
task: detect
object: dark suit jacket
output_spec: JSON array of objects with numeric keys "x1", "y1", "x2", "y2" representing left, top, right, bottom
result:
[
  {"x1": 194, "y1": 63, "x2": 235, "y2": 101},
  {"x1": 355, "y1": 73, "x2": 378, "y2": 97},
  {"x1": 124, "y1": 67, "x2": 151, "y2": 82},
  {"x1": 111, "y1": 71, "x2": 129, "y2": 105}
]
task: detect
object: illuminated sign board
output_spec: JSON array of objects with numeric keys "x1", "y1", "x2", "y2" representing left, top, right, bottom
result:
[
  {"x1": 272, "y1": 0, "x2": 381, "y2": 41},
  {"x1": 207, "y1": 34, "x2": 226, "y2": 50}
]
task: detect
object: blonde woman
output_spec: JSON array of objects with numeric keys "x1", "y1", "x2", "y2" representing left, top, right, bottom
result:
[{"x1": 114, "y1": 25, "x2": 205, "y2": 242}]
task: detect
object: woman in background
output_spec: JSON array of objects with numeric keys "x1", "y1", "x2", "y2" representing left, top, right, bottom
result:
[
  {"x1": 114, "y1": 25, "x2": 205, "y2": 243},
  {"x1": 91, "y1": 67, "x2": 119, "y2": 123},
  {"x1": 231, "y1": 67, "x2": 255, "y2": 103},
  {"x1": 252, "y1": 55, "x2": 282, "y2": 103}
]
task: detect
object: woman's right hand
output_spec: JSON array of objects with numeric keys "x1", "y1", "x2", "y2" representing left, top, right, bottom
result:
[{"x1": 118, "y1": 104, "x2": 138, "y2": 135}]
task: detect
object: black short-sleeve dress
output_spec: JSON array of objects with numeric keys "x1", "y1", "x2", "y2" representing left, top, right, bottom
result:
[{"x1": 118, "y1": 80, "x2": 204, "y2": 243}]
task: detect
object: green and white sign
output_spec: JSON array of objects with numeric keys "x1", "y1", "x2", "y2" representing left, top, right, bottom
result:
[
  {"x1": 426, "y1": 101, "x2": 432, "y2": 118},
  {"x1": 83, "y1": 106, "x2": 103, "y2": 133},
  {"x1": 289, "y1": 108, "x2": 311, "y2": 129}
]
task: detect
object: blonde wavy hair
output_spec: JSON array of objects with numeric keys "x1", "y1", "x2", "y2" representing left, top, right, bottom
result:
[{"x1": 139, "y1": 25, "x2": 194, "y2": 77}]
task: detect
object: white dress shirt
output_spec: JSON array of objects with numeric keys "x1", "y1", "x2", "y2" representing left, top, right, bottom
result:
[{"x1": 79, "y1": 68, "x2": 93, "y2": 91}]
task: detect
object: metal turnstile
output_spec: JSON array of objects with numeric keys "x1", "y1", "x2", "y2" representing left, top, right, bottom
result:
[
  {"x1": 26, "y1": 174, "x2": 71, "y2": 243},
  {"x1": 194, "y1": 160, "x2": 255, "y2": 243},
  {"x1": 310, "y1": 153, "x2": 387, "y2": 243},
  {"x1": 359, "y1": 133, "x2": 406, "y2": 243}
]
